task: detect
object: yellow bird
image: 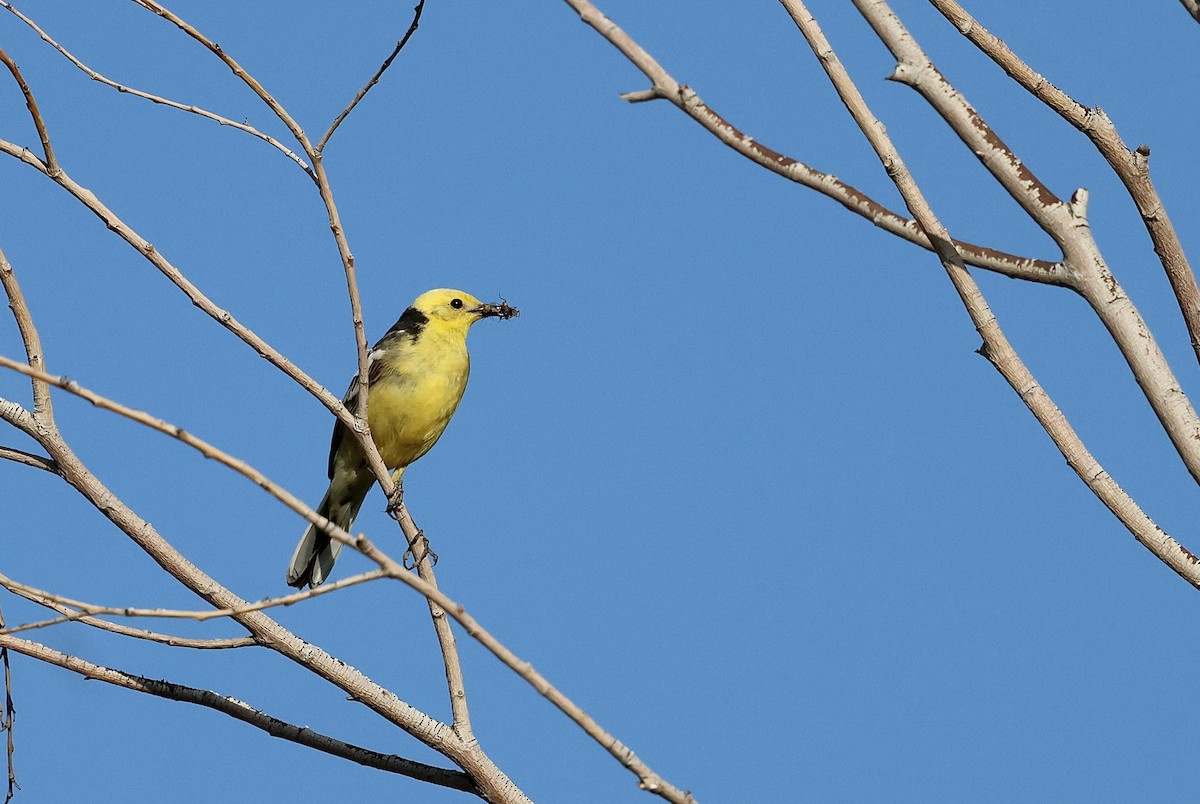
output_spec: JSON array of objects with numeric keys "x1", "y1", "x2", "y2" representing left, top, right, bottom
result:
[{"x1": 287, "y1": 288, "x2": 517, "y2": 588}]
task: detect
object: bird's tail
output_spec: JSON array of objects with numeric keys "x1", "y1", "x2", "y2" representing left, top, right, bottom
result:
[{"x1": 286, "y1": 484, "x2": 368, "y2": 588}]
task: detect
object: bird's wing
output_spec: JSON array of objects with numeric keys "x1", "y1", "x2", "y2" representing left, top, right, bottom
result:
[{"x1": 327, "y1": 376, "x2": 357, "y2": 479}]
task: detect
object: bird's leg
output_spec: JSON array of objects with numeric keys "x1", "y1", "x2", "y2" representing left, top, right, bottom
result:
[
  {"x1": 385, "y1": 470, "x2": 405, "y2": 519},
  {"x1": 385, "y1": 473, "x2": 439, "y2": 570},
  {"x1": 402, "y1": 528, "x2": 439, "y2": 570}
]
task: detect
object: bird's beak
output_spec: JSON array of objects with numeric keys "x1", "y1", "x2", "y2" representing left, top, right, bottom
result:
[{"x1": 473, "y1": 300, "x2": 520, "y2": 320}]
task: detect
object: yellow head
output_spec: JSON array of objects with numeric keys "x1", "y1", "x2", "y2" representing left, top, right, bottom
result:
[{"x1": 408, "y1": 288, "x2": 518, "y2": 338}]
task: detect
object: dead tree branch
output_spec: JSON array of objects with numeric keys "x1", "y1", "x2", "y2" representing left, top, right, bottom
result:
[
  {"x1": 0, "y1": 447, "x2": 56, "y2": 474},
  {"x1": 560, "y1": 0, "x2": 1063, "y2": 284},
  {"x1": 927, "y1": 0, "x2": 1200, "y2": 365},
  {"x1": 0, "y1": 606, "x2": 15, "y2": 804},
  {"x1": 319, "y1": 0, "x2": 427, "y2": 152},
  {"x1": 0, "y1": 1, "x2": 313, "y2": 175},
  {"x1": 563, "y1": 0, "x2": 1200, "y2": 590}
]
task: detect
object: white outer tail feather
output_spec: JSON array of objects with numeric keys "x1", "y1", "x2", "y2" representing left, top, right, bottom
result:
[{"x1": 286, "y1": 486, "x2": 367, "y2": 587}]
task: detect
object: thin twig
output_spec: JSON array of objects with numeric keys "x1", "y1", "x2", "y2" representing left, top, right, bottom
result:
[
  {"x1": 318, "y1": 0, "x2": 427, "y2": 152},
  {"x1": 391, "y1": 499, "x2": 472, "y2": 741},
  {"x1": 0, "y1": 354, "x2": 359, "y2": 546},
  {"x1": 4, "y1": 344, "x2": 672, "y2": 797},
  {"x1": 126, "y1": 8, "x2": 375, "y2": 418},
  {"x1": 928, "y1": 0, "x2": 1200, "y2": 365},
  {"x1": 0, "y1": 239, "x2": 52, "y2": 421},
  {"x1": 775, "y1": 0, "x2": 1200, "y2": 589},
  {"x1": 0, "y1": 569, "x2": 387, "y2": 625},
  {"x1": 0, "y1": 571, "x2": 254, "y2": 648},
  {"x1": 5, "y1": 9, "x2": 591, "y2": 798},
  {"x1": 0, "y1": 606, "x2": 16, "y2": 804},
  {"x1": 0, "y1": 446, "x2": 57, "y2": 473},
  {"x1": 131, "y1": 0, "x2": 476, "y2": 737},
  {"x1": 0, "y1": 612, "x2": 253, "y2": 650},
  {"x1": 124, "y1": 1, "x2": 384, "y2": 513},
  {"x1": 3, "y1": 348, "x2": 659, "y2": 795},
  {"x1": 559, "y1": 0, "x2": 1062, "y2": 285},
  {"x1": 854, "y1": 8, "x2": 1200, "y2": 492},
  {"x1": 0, "y1": 1, "x2": 313, "y2": 176},
  {"x1": 0, "y1": 43, "x2": 55, "y2": 174},
  {"x1": 0, "y1": 634, "x2": 477, "y2": 792},
  {"x1": 0, "y1": 143, "x2": 374, "y2": 454},
  {"x1": 129, "y1": 1, "x2": 310, "y2": 149},
  {"x1": 41, "y1": 4, "x2": 468, "y2": 738},
  {"x1": 17, "y1": 410, "x2": 529, "y2": 797}
]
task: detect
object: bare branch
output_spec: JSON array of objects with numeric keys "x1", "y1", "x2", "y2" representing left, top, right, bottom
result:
[
  {"x1": 129, "y1": 1, "x2": 310, "y2": 150},
  {"x1": 0, "y1": 571, "x2": 254, "y2": 648},
  {"x1": 1, "y1": 613, "x2": 254, "y2": 650},
  {"x1": 0, "y1": 356, "x2": 422, "y2": 628},
  {"x1": 928, "y1": 0, "x2": 1200, "y2": 365},
  {"x1": 21, "y1": 423, "x2": 527, "y2": 797},
  {"x1": 0, "y1": 401, "x2": 35, "y2": 440},
  {"x1": 559, "y1": 0, "x2": 1063, "y2": 284},
  {"x1": 1, "y1": 6, "x2": 387, "y2": 510},
  {"x1": 123, "y1": 1, "x2": 384, "y2": 512},
  {"x1": 0, "y1": 446, "x2": 57, "y2": 474},
  {"x1": 0, "y1": 568, "x2": 387, "y2": 626},
  {"x1": 774, "y1": 0, "x2": 1200, "y2": 589},
  {"x1": 125, "y1": 9, "x2": 374, "y2": 428},
  {"x1": 0, "y1": 607, "x2": 15, "y2": 804},
  {"x1": 0, "y1": 354, "x2": 654, "y2": 800},
  {"x1": 0, "y1": 2, "x2": 313, "y2": 175},
  {"x1": 0, "y1": 43, "x2": 55, "y2": 173},
  {"x1": 389, "y1": 498, "x2": 472, "y2": 740},
  {"x1": 1, "y1": 372, "x2": 678, "y2": 802},
  {"x1": 0, "y1": 243, "x2": 52, "y2": 420},
  {"x1": 0, "y1": 354, "x2": 357, "y2": 546},
  {"x1": 851, "y1": 2, "x2": 1200, "y2": 488},
  {"x1": 0, "y1": 143, "x2": 326, "y2": 402},
  {"x1": 0, "y1": 633, "x2": 477, "y2": 792},
  {"x1": 3, "y1": 10, "x2": 679, "y2": 797},
  {"x1": 13, "y1": 5, "x2": 474, "y2": 744},
  {"x1": 0, "y1": 147, "x2": 400, "y2": 494},
  {"x1": 318, "y1": 0, "x2": 427, "y2": 152}
]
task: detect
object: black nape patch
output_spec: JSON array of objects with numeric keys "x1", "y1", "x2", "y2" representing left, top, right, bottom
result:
[{"x1": 383, "y1": 306, "x2": 429, "y2": 339}]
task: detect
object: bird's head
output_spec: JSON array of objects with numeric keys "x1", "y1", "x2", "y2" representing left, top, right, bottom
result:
[{"x1": 410, "y1": 288, "x2": 519, "y2": 336}]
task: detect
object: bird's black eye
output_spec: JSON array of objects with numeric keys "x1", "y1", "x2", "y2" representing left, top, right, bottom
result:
[{"x1": 450, "y1": 298, "x2": 464, "y2": 309}]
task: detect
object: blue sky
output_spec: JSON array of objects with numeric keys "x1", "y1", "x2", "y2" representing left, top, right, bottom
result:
[{"x1": 2, "y1": 1, "x2": 1200, "y2": 802}]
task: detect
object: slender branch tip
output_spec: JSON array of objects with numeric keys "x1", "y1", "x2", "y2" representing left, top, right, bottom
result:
[{"x1": 620, "y1": 88, "x2": 660, "y2": 103}]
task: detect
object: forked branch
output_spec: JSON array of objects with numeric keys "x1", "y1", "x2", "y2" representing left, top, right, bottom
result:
[
  {"x1": 778, "y1": 0, "x2": 1200, "y2": 587},
  {"x1": 560, "y1": 0, "x2": 1062, "y2": 285},
  {"x1": 0, "y1": 1, "x2": 313, "y2": 175},
  {"x1": 564, "y1": 0, "x2": 1200, "y2": 590},
  {"x1": 928, "y1": 0, "x2": 1200, "y2": 365},
  {"x1": 849, "y1": 0, "x2": 1200, "y2": 489},
  {"x1": 1, "y1": 5, "x2": 694, "y2": 799},
  {"x1": 319, "y1": 0, "x2": 427, "y2": 151},
  {"x1": 0, "y1": 605, "x2": 15, "y2": 804},
  {"x1": 0, "y1": 446, "x2": 56, "y2": 473}
]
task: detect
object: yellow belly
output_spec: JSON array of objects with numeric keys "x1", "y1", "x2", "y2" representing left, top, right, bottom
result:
[{"x1": 366, "y1": 345, "x2": 470, "y2": 469}]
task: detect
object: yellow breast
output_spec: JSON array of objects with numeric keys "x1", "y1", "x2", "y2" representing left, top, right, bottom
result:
[{"x1": 366, "y1": 331, "x2": 471, "y2": 469}]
